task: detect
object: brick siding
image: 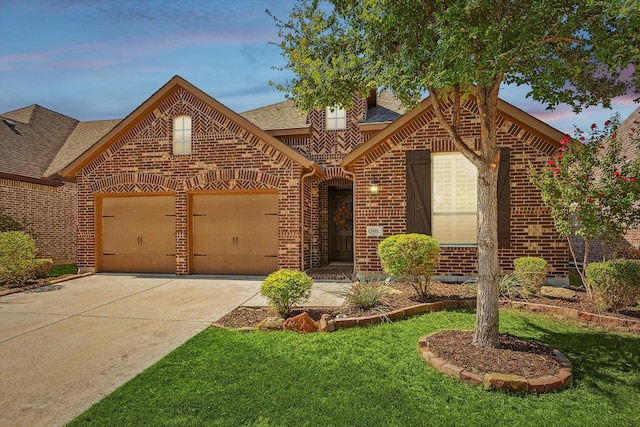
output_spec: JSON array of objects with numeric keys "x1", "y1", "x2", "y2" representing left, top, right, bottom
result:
[
  {"x1": 1, "y1": 178, "x2": 77, "y2": 264},
  {"x1": 350, "y1": 101, "x2": 569, "y2": 278},
  {"x1": 76, "y1": 88, "x2": 304, "y2": 274}
]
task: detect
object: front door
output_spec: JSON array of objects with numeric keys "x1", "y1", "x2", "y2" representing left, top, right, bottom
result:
[{"x1": 329, "y1": 187, "x2": 353, "y2": 262}]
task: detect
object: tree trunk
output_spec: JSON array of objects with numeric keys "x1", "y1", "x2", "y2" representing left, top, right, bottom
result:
[
  {"x1": 472, "y1": 84, "x2": 501, "y2": 349},
  {"x1": 472, "y1": 162, "x2": 500, "y2": 348}
]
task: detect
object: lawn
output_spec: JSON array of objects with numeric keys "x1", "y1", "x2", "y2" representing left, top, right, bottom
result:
[
  {"x1": 70, "y1": 309, "x2": 640, "y2": 427},
  {"x1": 48, "y1": 264, "x2": 77, "y2": 277}
]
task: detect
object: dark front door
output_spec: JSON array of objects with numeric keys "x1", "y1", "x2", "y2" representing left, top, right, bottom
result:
[{"x1": 329, "y1": 187, "x2": 353, "y2": 262}]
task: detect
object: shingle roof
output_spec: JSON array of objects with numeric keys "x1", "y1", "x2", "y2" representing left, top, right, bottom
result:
[
  {"x1": 0, "y1": 105, "x2": 118, "y2": 180},
  {"x1": 618, "y1": 105, "x2": 640, "y2": 163},
  {"x1": 1, "y1": 105, "x2": 78, "y2": 179},
  {"x1": 240, "y1": 91, "x2": 406, "y2": 130},
  {"x1": 44, "y1": 119, "x2": 120, "y2": 178}
]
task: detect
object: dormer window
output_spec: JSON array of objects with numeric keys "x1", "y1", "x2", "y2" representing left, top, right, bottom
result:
[
  {"x1": 326, "y1": 106, "x2": 347, "y2": 130},
  {"x1": 173, "y1": 115, "x2": 192, "y2": 155}
]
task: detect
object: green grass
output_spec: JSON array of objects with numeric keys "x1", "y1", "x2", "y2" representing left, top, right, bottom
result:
[
  {"x1": 70, "y1": 309, "x2": 640, "y2": 427},
  {"x1": 48, "y1": 264, "x2": 76, "y2": 277}
]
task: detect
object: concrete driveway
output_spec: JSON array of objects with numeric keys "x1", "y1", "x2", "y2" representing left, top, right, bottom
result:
[{"x1": 0, "y1": 274, "x2": 345, "y2": 427}]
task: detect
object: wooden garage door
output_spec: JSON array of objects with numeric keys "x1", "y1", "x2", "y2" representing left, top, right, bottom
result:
[
  {"x1": 191, "y1": 193, "x2": 278, "y2": 275},
  {"x1": 101, "y1": 195, "x2": 176, "y2": 273}
]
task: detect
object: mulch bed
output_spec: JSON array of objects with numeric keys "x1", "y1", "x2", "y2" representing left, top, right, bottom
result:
[{"x1": 215, "y1": 280, "x2": 638, "y2": 380}]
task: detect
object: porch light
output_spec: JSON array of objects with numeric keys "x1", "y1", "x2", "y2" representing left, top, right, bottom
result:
[{"x1": 369, "y1": 177, "x2": 379, "y2": 195}]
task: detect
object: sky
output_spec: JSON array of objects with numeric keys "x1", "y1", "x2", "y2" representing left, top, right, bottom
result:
[{"x1": 1, "y1": 0, "x2": 637, "y2": 136}]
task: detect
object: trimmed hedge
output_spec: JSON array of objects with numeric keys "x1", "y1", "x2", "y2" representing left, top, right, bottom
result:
[
  {"x1": 586, "y1": 259, "x2": 640, "y2": 312},
  {"x1": 261, "y1": 269, "x2": 313, "y2": 317},
  {"x1": 514, "y1": 256, "x2": 547, "y2": 295},
  {"x1": 378, "y1": 233, "x2": 440, "y2": 302}
]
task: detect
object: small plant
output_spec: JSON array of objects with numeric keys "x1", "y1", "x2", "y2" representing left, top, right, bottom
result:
[
  {"x1": 0, "y1": 208, "x2": 25, "y2": 232},
  {"x1": 261, "y1": 269, "x2": 313, "y2": 317},
  {"x1": 513, "y1": 256, "x2": 547, "y2": 295},
  {"x1": 0, "y1": 231, "x2": 38, "y2": 287},
  {"x1": 337, "y1": 273, "x2": 398, "y2": 312},
  {"x1": 378, "y1": 233, "x2": 440, "y2": 302},
  {"x1": 499, "y1": 273, "x2": 522, "y2": 299},
  {"x1": 585, "y1": 259, "x2": 640, "y2": 312}
]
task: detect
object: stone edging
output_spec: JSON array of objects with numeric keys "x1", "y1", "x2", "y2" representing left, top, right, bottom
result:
[
  {"x1": 334, "y1": 299, "x2": 476, "y2": 329},
  {"x1": 499, "y1": 300, "x2": 640, "y2": 333},
  {"x1": 418, "y1": 331, "x2": 573, "y2": 393},
  {"x1": 0, "y1": 272, "x2": 93, "y2": 297}
]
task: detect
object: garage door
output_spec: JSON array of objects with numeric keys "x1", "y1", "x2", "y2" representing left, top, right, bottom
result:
[
  {"x1": 191, "y1": 193, "x2": 278, "y2": 275},
  {"x1": 100, "y1": 195, "x2": 176, "y2": 273}
]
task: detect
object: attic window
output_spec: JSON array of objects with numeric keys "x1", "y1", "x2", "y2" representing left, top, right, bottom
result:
[
  {"x1": 172, "y1": 115, "x2": 191, "y2": 155},
  {"x1": 326, "y1": 106, "x2": 347, "y2": 130}
]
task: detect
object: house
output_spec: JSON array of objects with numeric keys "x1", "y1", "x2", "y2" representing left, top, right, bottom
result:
[
  {"x1": 0, "y1": 105, "x2": 118, "y2": 264},
  {"x1": 57, "y1": 75, "x2": 569, "y2": 279}
]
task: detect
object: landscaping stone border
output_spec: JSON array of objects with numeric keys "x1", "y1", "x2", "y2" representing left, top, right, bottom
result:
[
  {"x1": 418, "y1": 331, "x2": 573, "y2": 393},
  {"x1": 331, "y1": 298, "x2": 640, "y2": 334},
  {"x1": 499, "y1": 300, "x2": 640, "y2": 333}
]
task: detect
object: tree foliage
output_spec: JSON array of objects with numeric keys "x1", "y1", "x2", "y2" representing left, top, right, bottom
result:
[{"x1": 270, "y1": 0, "x2": 639, "y2": 347}]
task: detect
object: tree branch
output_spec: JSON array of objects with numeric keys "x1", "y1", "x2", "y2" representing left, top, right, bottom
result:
[{"x1": 429, "y1": 86, "x2": 482, "y2": 168}]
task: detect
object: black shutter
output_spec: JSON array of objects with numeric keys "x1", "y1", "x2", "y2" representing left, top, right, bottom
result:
[
  {"x1": 497, "y1": 147, "x2": 511, "y2": 248},
  {"x1": 406, "y1": 150, "x2": 431, "y2": 234}
]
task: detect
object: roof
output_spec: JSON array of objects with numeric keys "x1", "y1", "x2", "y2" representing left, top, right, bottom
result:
[
  {"x1": 0, "y1": 105, "x2": 78, "y2": 179},
  {"x1": 342, "y1": 94, "x2": 565, "y2": 169},
  {"x1": 618, "y1": 105, "x2": 640, "y2": 162},
  {"x1": 61, "y1": 75, "x2": 320, "y2": 179},
  {"x1": 240, "y1": 91, "x2": 406, "y2": 131}
]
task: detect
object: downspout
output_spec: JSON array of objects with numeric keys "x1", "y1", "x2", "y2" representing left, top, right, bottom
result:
[
  {"x1": 300, "y1": 162, "x2": 318, "y2": 271},
  {"x1": 342, "y1": 167, "x2": 357, "y2": 272}
]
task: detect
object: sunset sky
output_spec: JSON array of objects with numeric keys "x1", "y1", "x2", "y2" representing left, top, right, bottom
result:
[{"x1": 1, "y1": 0, "x2": 637, "y2": 135}]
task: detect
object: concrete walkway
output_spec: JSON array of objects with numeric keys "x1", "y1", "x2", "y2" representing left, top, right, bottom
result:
[{"x1": 0, "y1": 274, "x2": 345, "y2": 427}]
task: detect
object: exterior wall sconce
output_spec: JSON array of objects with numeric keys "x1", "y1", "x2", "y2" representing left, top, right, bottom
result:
[{"x1": 369, "y1": 177, "x2": 379, "y2": 195}]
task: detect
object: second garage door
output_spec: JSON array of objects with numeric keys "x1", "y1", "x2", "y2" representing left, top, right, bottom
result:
[{"x1": 191, "y1": 193, "x2": 279, "y2": 275}]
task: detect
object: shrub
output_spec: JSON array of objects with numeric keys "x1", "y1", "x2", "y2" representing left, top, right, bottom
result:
[
  {"x1": 499, "y1": 273, "x2": 522, "y2": 299},
  {"x1": 585, "y1": 259, "x2": 640, "y2": 312},
  {"x1": 513, "y1": 256, "x2": 547, "y2": 295},
  {"x1": 0, "y1": 208, "x2": 25, "y2": 232},
  {"x1": 261, "y1": 269, "x2": 313, "y2": 317},
  {"x1": 0, "y1": 231, "x2": 38, "y2": 287},
  {"x1": 378, "y1": 233, "x2": 440, "y2": 302},
  {"x1": 337, "y1": 273, "x2": 398, "y2": 312},
  {"x1": 33, "y1": 259, "x2": 53, "y2": 279}
]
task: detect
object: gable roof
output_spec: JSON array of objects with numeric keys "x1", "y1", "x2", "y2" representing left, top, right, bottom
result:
[
  {"x1": 618, "y1": 105, "x2": 640, "y2": 163},
  {"x1": 342, "y1": 94, "x2": 565, "y2": 169},
  {"x1": 61, "y1": 75, "x2": 319, "y2": 179},
  {"x1": 240, "y1": 91, "x2": 406, "y2": 132}
]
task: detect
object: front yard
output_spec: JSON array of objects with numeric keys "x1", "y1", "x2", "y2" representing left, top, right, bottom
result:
[{"x1": 70, "y1": 309, "x2": 640, "y2": 427}]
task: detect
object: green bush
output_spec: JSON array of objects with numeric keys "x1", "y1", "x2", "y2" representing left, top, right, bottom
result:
[
  {"x1": 33, "y1": 259, "x2": 53, "y2": 279},
  {"x1": 338, "y1": 273, "x2": 398, "y2": 312},
  {"x1": 261, "y1": 269, "x2": 313, "y2": 317},
  {"x1": 0, "y1": 208, "x2": 25, "y2": 232},
  {"x1": 585, "y1": 259, "x2": 640, "y2": 312},
  {"x1": 499, "y1": 273, "x2": 522, "y2": 299},
  {"x1": 378, "y1": 233, "x2": 440, "y2": 302},
  {"x1": 513, "y1": 256, "x2": 547, "y2": 295},
  {"x1": 0, "y1": 231, "x2": 39, "y2": 287}
]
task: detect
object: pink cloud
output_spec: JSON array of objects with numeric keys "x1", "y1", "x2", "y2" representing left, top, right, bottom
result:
[{"x1": 47, "y1": 58, "x2": 125, "y2": 70}]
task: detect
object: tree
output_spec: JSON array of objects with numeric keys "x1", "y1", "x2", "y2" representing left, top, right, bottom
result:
[
  {"x1": 270, "y1": 0, "x2": 640, "y2": 348},
  {"x1": 531, "y1": 116, "x2": 640, "y2": 298}
]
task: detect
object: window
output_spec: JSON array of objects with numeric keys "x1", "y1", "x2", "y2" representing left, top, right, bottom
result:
[
  {"x1": 326, "y1": 106, "x2": 347, "y2": 130},
  {"x1": 172, "y1": 115, "x2": 192, "y2": 155},
  {"x1": 431, "y1": 152, "x2": 478, "y2": 244}
]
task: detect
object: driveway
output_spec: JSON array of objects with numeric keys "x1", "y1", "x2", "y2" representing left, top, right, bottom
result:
[{"x1": 0, "y1": 274, "x2": 345, "y2": 427}]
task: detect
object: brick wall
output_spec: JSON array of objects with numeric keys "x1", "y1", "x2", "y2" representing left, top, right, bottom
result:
[
  {"x1": 1, "y1": 178, "x2": 77, "y2": 264},
  {"x1": 352, "y1": 101, "x2": 569, "y2": 278},
  {"x1": 76, "y1": 88, "x2": 303, "y2": 274}
]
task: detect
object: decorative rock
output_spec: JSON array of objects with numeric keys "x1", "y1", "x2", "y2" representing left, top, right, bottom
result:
[
  {"x1": 540, "y1": 286, "x2": 577, "y2": 300},
  {"x1": 319, "y1": 314, "x2": 335, "y2": 332},
  {"x1": 256, "y1": 316, "x2": 285, "y2": 331},
  {"x1": 483, "y1": 373, "x2": 529, "y2": 392},
  {"x1": 282, "y1": 312, "x2": 319, "y2": 333}
]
